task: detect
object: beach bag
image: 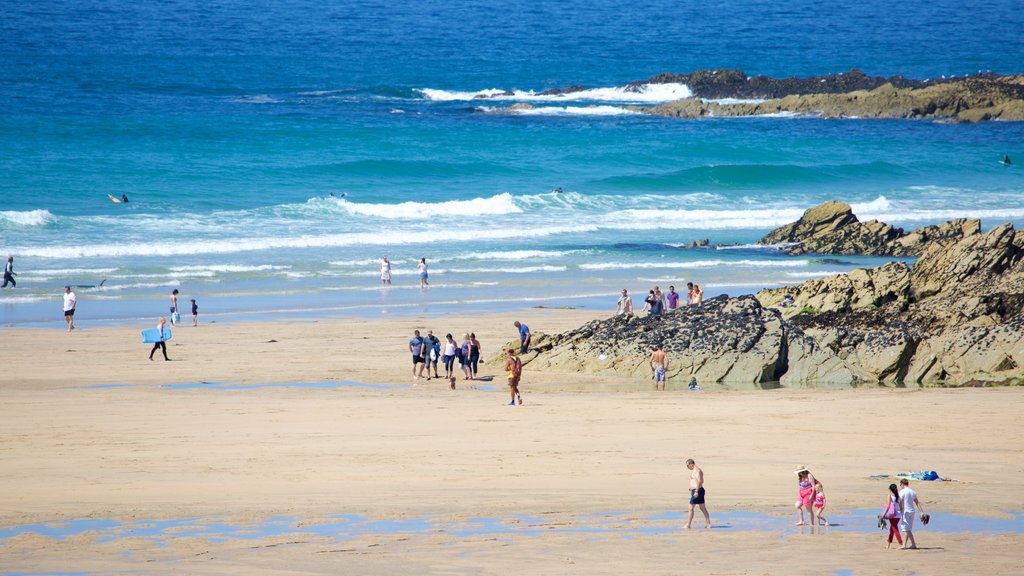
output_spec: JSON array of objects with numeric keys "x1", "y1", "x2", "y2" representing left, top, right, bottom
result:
[{"x1": 172, "y1": 312, "x2": 181, "y2": 324}]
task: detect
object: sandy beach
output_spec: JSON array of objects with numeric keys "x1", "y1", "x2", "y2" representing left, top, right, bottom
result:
[{"x1": 2, "y1": 308, "x2": 1022, "y2": 574}]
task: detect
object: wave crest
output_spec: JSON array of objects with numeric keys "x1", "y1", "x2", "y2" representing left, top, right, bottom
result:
[
  {"x1": 418, "y1": 82, "x2": 692, "y2": 103},
  {"x1": 0, "y1": 209, "x2": 54, "y2": 227}
]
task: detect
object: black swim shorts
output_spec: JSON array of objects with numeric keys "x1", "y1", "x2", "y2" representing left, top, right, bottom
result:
[
  {"x1": 412, "y1": 354, "x2": 425, "y2": 364},
  {"x1": 64, "y1": 309, "x2": 75, "y2": 317},
  {"x1": 689, "y1": 487, "x2": 706, "y2": 505}
]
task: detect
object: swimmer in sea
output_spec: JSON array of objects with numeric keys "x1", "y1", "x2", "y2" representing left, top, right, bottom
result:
[{"x1": 1003, "y1": 154, "x2": 1012, "y2": 166}]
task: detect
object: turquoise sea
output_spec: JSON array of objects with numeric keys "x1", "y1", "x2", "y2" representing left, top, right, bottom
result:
[{"x1": 2, "y1": 0, "x2": 1023, "y2": 326}]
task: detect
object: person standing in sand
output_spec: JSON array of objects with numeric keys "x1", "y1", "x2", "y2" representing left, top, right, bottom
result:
[
  {"x1": 149, "y1": 317, "x2": 170, "y2": 361},
  {"x1": 615, "y1": 289, "x2": 632, "y2": 315},
  {"x1": 468, "y1": 332, "x2": 482, "y2": 379},
  {"x1": 380, "y1": 256, "x2": 392, "y2": 285},
  {"x1": 2, "y1": 256, "x2": 16, "y2": 288},
  {"x1": 425, "y1": 330, "x2": 441, "y2": 379},
  {"x1": 442, "y1": 333, "x2": 458, "y2": 381},
  {"x1": 685, "y1": 459, "x2": 711, "y2": 529},
  {"x1": 459, "y1": 333, "x2": 473, "y2": 380},
  {"x1": 514, "y1": 321, "x2": 531, "y2": 353},
  {"x1": 649, "y1": 344, "x2": 668, "y2": 391},
  {"x1": 190, "y1": 298, "x2": 198, "y2": 326},
  {"x1": 409, "y1": 330, "x2": 426, "y2": 380},
  {"x1": 62, "y1": 286, "x2": 76, "y2": 332},
  {"x1": 504, "y1": 348, "x2": 523, "y2": 406},
  {"x1": 898, "y1": 478, "x2": 925, "y2": 549}
]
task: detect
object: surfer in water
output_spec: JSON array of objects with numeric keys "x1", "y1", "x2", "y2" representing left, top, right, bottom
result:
[
  {"x1": 121, "y1": 193, "x2": 129, "y2": 203},
  {"x1": 1002, "y1": 154, "x2": 1012, "y2": 166}
]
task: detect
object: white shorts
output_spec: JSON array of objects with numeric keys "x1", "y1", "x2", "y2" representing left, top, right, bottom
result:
[{"x1": 899, "y1": 510, "x2": 915, "y2": 532}]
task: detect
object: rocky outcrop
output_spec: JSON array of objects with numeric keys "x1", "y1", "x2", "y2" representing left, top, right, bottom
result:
[
  {"x1": 758, "y1": 201, "x2": 981, "y2": 256},
  {"x1": 757, "y1": 224, "x2": 1024, "y2": 386},
  {"x1": 633, "y1": 69, "x2": 941, "y2": 100},
  {"x1": 523, "y1": 295, "x2": 864, "y2": 386},
  {"x1": 643, "y1": 74, "x2": 1024, "y2": 123},
  {"x1": 530, "y1": 209, "x2": 1023, "y2": 387}
]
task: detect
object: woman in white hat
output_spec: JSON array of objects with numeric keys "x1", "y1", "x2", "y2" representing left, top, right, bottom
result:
[{"x1": 794, "y1": 465, "x2": 817, "y2": 526}]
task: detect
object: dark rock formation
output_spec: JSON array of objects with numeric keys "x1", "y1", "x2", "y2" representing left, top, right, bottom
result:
[
  {"x1": 644, "y1": 75, "x2": 1024, "y2": 123},
  {"x1": 523, "y1": 295, "x2": 862, "y2": 386},
  {"x1": 631, "y1": 68, "x2": 936, "y2": 100},
  {"x1": 530, "y1": 210, "x2": 1023, "y2": 387},
  {"x1": 758, "y1": 201, "x2": 980, "y2": 256}
]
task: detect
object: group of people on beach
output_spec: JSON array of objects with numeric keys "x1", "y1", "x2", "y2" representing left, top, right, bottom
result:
[
  {"x1": 380, "y1": 256, "x2": 430, "y2": 288},
  {"x1": 616, "y1": 283, "x2": 703, "y2": 317},
  {"x1": 407, "y1": 321, "x2": 530, "y2": 405},
  {"x1": 147, "y1": 289, "x2": 200, "y2": 361}
]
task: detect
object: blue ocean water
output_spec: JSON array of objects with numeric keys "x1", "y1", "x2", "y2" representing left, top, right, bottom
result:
[{"x1": 2, "y1": 0, "x2": 1023, "y2": 325}]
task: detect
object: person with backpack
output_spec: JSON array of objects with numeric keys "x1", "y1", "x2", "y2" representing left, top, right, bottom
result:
[{"x1": 504, "y1": 348, "x2": 523, "y2": 406}]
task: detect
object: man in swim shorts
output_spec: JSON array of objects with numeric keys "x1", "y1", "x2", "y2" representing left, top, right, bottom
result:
[
  {"x1": 62, "y1": 286, "x2": 76, "y2": 332},
  {"x1": 686, "y1": 459, "x2": 711, "y2": 529},
  {"x1": 408, "y1": 330, "x2": 426, "y2": 380},
  {"x1": 649, "y1": 344, "x2": 668, "y2": 391}
]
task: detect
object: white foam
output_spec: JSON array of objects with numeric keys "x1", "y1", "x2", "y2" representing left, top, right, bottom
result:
[
  {"x1": 441, "y1": 250, "x2": 583, "y2": 262},
  {"x1": 785, "y1": 271, "x2": 849, "y2": 278},
  {"x1": 235, "y1": 94, "x2": 281, "y2": 104},
  {"x1": 443, "y1": 265, "x2": 567, "y2": 274},
  {"x1": 851, "y1": 195, "x2": 892, "y2": 214},
  {"x1": 86, "y1": 281, "x2": 181, "y2": 292},
  {"x1": 490, "y1": 105, "x2": 641, "y2": 116},
  {"x1": 0, "y1": 209, "x2": 54, "y2": 226},
  {"x1": 20, "y1": 267, "x2": 119, "y2": 275},
  {"x1": 335, "y1": 193, "x2": 522, "y2": 219},
  {"x1": 168, "y1": 264, "x2": 291, "y2": 273},
  {"x1": 580, "y1": 259, "x2": 810, "y2": 271},
  {"x1": 418, "y1": 82, "x2": 692, "y2": 103}
]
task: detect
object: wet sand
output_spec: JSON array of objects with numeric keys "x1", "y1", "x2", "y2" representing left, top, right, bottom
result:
[{"x1": 1, "y1": 309, "x2": 1022, "y2": 574}]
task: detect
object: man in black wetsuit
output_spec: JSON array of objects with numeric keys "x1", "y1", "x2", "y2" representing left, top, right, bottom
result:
[{"x1": 2, "y1": 256, "x2": 15, "y2": 288}]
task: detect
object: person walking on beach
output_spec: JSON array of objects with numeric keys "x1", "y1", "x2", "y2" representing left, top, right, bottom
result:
[
  {"x1": 881, "y1": 483, "x2": 904, "y2": 549},
  {"x1": 666, "y1": 285, "x2": 680, "y2": 311},
  {"x1": 442, "y1": 333, "x2": 458, "y2": 382},
  {"x1": 169, "y1": 289, "x2": 179, "y2": 325},
  {"x1": 898, "y1": 478, "x2": 925, "y2": 549},
  {"x1": 459, "y1": 333, "x2": 473, "y2": 380},
  {"x1": 615, "y1": 289, "x2": 633, "y2": 315},
  {"x1": 514, "y1": 321, "x2": 531, "y2": 353},
  {"x1": 650, "y1": 344, "x2": 668, "y2": 391},
  {"x1": 794, "y1": 466, "x2": 817, "y2": 526},
  {"x1": 190, "y1": 298, "x2": 198, "y2": 326},
  {"x1": 418, "y1": 258, "x2": 428, "y2": 287},
  {"x1": 814, "y1": 481, "x2": 828, "y2": 526},
  {"x1": 380, "y1": 256, "x2": 392, "y2": 285},
  {"x1": 409, "y1": 330, "x2": 426, "y2": 380},
  {"x1": 425, "y1": 330, "x2": 441, "y2": 379},
  {"x1": 62, "y1": 286, "x2": 76, "y2": 332},
  {"x1": 468, "y1": 332, "x2": 482, "y2": 379},
  {"x1": 686, "y1": 459, "x2": 711, "y2": 529},
  {"x1": 2, "y1": 256, "x2": 16, "y2": 288},
  {"x1": 504, "y1": 348, "x2": 523, "y2": 405},
  {"x1": 149, "y1": 317, "x2": 170, "y2": 361}
]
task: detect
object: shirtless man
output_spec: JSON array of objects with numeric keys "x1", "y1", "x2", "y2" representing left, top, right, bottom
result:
[
  {"x1": 615, "y1": 289, "x2": 633, "y2": 315},
  {"x1": 649, "y1": 344, "x2": 668, "y2": 391},
  {"x1": 686, "y1": 459, "x2": 711, "y2": 529}
]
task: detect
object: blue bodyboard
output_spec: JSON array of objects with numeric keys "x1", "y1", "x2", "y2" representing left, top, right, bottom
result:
[{"x1": 141, "y1": 328, "x2": 172, "y2": 343}]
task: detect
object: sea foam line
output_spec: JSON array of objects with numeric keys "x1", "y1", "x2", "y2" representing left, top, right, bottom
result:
[{"x1": 418, "y1": 82, "x2": 692, "y2": 103}]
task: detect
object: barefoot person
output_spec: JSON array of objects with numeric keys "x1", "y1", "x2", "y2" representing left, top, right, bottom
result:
[
  {"x1": 2, "y1": 256, "x2": 16, "y2": 288},
  {"x1": 685, "y1": 459, "x2": 711, "y2": 529},
  {"x1": 794, "y1": 466, "x2": 817, "y2": 526},
  {"x1": 898, "y1": 478, "x2": 926, "y2": 549},
  {"x1": 649, "y1": 344, "x2": 668, "y2": 391},
  {"x1": 149, "y1": 317, "x2": 170, "y2": 361},
  {"x1": 380, "y1": 256, "x2": 392, "y2": 285},
  {"x1": 814, "y1": 481, "x2": 828, "y2": 526},
  {"x1": 504, "y1": 348, "x2": 523, "y2": 406},
  {"x1": 62, "y1": 286, "x2": 76, "y2": 332},
  {"x1": 881, "y1": 483, "x2": 904, "y2": 549},
  {"x1": 408, "y1": 330, "x2": 426, "y2": 380}
]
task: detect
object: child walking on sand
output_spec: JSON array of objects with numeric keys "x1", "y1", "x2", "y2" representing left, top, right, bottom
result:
[{"x1": 814, "y1": 481, "x2": 828, "y2": 526}]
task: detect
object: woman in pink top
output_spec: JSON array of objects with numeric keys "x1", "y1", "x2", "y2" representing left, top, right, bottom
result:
[{"x1": 794, "y1": 466, "x2": 816, "y2": 526}]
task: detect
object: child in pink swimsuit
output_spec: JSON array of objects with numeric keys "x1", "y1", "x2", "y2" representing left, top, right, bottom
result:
[{"x1": 813, "y1": 482, "x2": 828, "y2": 525}]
